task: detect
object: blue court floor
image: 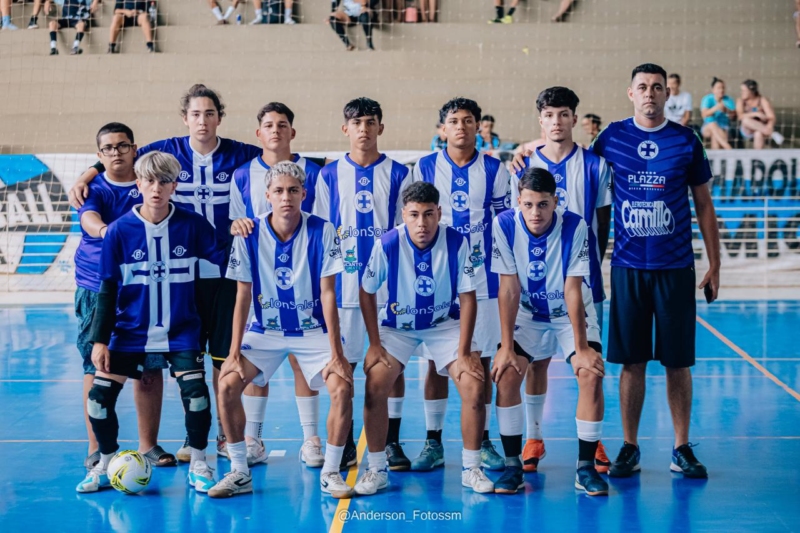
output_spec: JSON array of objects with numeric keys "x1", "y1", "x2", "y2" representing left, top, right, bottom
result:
[{"x1": 1, "y1": 301, "x2": 799, "y2": 533}]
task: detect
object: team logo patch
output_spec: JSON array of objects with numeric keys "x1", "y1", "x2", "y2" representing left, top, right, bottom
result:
[
  {"x1": 149, "y1": 261, "x2": 169, "y2": 282},
  {"x1": 194, "y1": 185, "x2": 213, "y2": 203},
  {"x1": 216, "y1": 172, "x2": 229, "y2": 182},
  {"x1": 128, "y1": 189, "x2": 140, "y2": 198},
  {"x1": 553, "y1": 173, "x2": 564, "y2": 183},
  {"x1": 555, "y1": 187, "x2": 568, "y2": 207},
  {"x1": 417, "y1": 262, "x2": 429, "y2": 272},
  {"x1": 532, "y1": 247, "x2": 544, "y2": 256},
  {"x1": 637, "y1": 140, "x2": 659, "y2": 160},
  {"x1": 178, "y1": 171, "x2": 191, "y2": 181},
  {"x1": 275, "y1": 267, "x2": 294, "y2": 290},
  {"x1": 449, "y1": 191, "x2": 469, "y2": 212},
  {"x1": 343, "y1": 247, "x2": 360, "y2": 274},
  {"x1": 354, "y1": 191, "x2": 374, "y2": 213},
  {"x1": 400, "y1": 321, "x2": 414, "y2": 331},
  {"x1": 549, "y1": 305, "x2": 567, "y2": 319},
  {"x1": 578, "y1": 239, "x2": 590, "y2": 261},
  {"x1": 469, "y1": 241, "x2": 484, "y2": 268},
  {"x1": 278, "y1": 253, "x2": 290, "y2": 263},
  {"x1": 504, "y1": 193, "x2": 511, "y2": 209},
  {"x1": 265, "y1": 316, "x2": 280, "y2": 330},
  {"x1": 526, "y1": 260, "x2": 547, "y2": 281},
  {"x1": 301, "y1": 317, "x2": 315, "y2": 329},
  {"x1": 414, "y1": 275, "x2": 436, "y2": 297},
  {"x1": 358, "y1": 177, "x2": 370, "y2": 186},
  {"x1": 173, "y1": 246, "x2": 186, "y2": 257},
  {"x1": 454, "y1": 178, "x2": 467, "y2": 187},
  {"x1": 132, "y1": 249, "x2": 145, "y2": 261}
]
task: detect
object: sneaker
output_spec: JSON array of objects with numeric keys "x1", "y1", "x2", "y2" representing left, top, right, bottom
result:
[
  {"x1": 208, "y1": 470, "x2": 253, "y2": 498},
  {"x1": 480, "y1": 439, "x2": 505, "y2": 471},
  {"x1": 609, "y1": 442, "x2": 641, "y2": 478},
  {"x1": 217, "y1": 434, "x2": 228, "y2": 460},
  {"x1": 494, "y1": 465, "x2": 524, "y2": 494},
  {"x1": 595, "y1": 441, "x2": 611, "y2": 474},
  {"x1": 299, "y1": 436, "x2": 325, "y2": 468},
  {"x1": 27, "y1": 20, "x2": 38, "y2": 29},
  {"x1": 671, "y1": 443, "x2": 708, "y2": 479},
  {"x1": 386, "y1": 442, "x2": 411, "y2": 471},
  {"x1": 216, "y1": 19, "x2": 229, "y2": 25},
  {"x1": 84, "y1": 450, "x2": 100, "y2": 471},
  {"x1": 245, "y1": 437, "x2": 268, "y2": 466},
  {"x1": 187, "y1": 460, "x2": 216, "y2": 493},
  {"x1": 76, "y1": 463, "x2": 109, "y2": 493},
  {"x1": 320, "y1": 471, "x2": 354, "y2": 499},
  {"x1": 575, "y1": 465, "x2": 609, "y2": 496},
  {"x1": 283, "y1": 17, "x2": 295, "y2": 24},
  {"x1": 339, "y1": 441, "x2": 357, "y2": 470},
  {"x1": 2, "y1": 22, "x2": 19, "y2": 30},
  {"x1": 49, "y1": 48, "x2": 58, "y2": 55},
  {"x1": 522, "y1": 439, "x2": 546, "y2": 473},
  {"x1": 501, "y1": 15, "x2": 513, "y2": 24},
  {"x1": 771, "y1": 131, "x2": 785, "y2": 146},
  {"x1": 249, "y1": 16, "x2": 262, "y2": 25},
  {"x1": 70, "y1": 46, "x2": 82, "y2": 55},
  {"x1": 176, "y1": 436, "x2": 191, "y2": 463},
  {"x1": 461, "y1": 467, "x2": 494, "y2": 493},
  {"x1": 487, "y1": 17, "x2": 502, "y2": 24},
  {"x1": 410, "y1": 439, "x2": 445, "y2": 471},
  {"x1": 353, "y1": 468, "x2": 389, "y2": 496}
]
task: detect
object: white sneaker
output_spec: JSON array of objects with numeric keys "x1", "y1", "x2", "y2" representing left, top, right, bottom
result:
[
  {"x1": 76, "y1": 463, "x2": 109, "y2": 493},
  {"x1": 461, "y1": 467, "x2": 494, "y2": 493},
  {"x1": 249, "y1": 17, "x2": 262, "y2": 25},
  {"x1": 284, "y1": 17, "x2": 296, "y2": 24},
  {"x1": 354, "y1": 468, "x2": 388, "y2": 495},
  {"x1": 2, "y1": 22, "x2": 19, "y2": 30},
  {"x1": 187, "y1": 460, "x2": 216, "y2": 493},
  {"x1": 208, "y1": 470, "x2": 253, "y2": 498},
  {"x1": 245, "y1": 437, "x2": 268, "y2": 466},
  {"x1": 771, "y1": 131, "x2": 785, "y2": 146},
  {"x1": 299, "y1": 436, "x2": 325, "y2": 468},
  {"x1": 320, "y1": 471, "x2": 354, "y2": 499}
]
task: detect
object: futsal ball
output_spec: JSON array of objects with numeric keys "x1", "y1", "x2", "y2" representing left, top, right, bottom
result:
[{"x1": 108, "y1": 450, "x2": 152, "y2": 495}]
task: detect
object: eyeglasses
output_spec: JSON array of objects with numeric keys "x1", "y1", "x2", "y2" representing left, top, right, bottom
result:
[{"x1": 99, "y1": 143, "x2": 133, "y2": 156}]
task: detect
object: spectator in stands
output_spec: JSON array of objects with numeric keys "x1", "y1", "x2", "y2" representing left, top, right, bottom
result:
[
  {"x1": 581, "y1": 113, "x2": 602, "y2": 144},
  {"x1": 208, "y1": 0, "x2": 240, "y2": 24},
  {"x1": 476, "y1": 115, "x2": 500, "y2": 151},
  {"x1": 489, "y1": 0, "x2": 518, "y2": 24},
  {"x1": 48, "y1": 0, "x2": 99, "y2": 55},
  {"x1": 419, "y1": 0, "x2": 437, "y2": 22},
  {"x1": 736, "y1": 79, "x2": 784, "y2": 148},
  {"x1": 551, "y1": 0, "x2": 577, "y2": 22},
  {"x1": 795, "y1": 0, "x2": 800, "y2": 48},
  {"x1": 700, "y1": 77, "x2": 736, "y2": 150},
  {"x1": 1, "y1": 0, "x2": 17, "y2": 30},
  {"x1": 665, "y1": 74, "x2": 692, "y2": 126},
  {"x1": 430, "y1": 122, "x2": 447, "y2": 151},
  {"x1": 28, "y1": 0, "x2": 48, "y2": 29},
  {"x1": 329, "y1": 0, "x2": 376, "y2": 51},
  {"x1": 252, "y1": 0, "x2": 295, "y2": 24},
  {"x1": 108, "y1": 1, "x2": 155, "y2": 53}
]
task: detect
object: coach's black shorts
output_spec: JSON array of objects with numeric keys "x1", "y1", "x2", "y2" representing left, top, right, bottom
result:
[
  {"x1": 607, "y1": 266, "x2": 696, "y2": 368},
  {"x1": 108, "y1": 350, "x2": 204, "y2": 380},
  {"x1": 197, "y1": 276, "x2": 238, "y2": 370},
  {"x1": 513, "y1": 340, "x2": 603, "y2": 364}
]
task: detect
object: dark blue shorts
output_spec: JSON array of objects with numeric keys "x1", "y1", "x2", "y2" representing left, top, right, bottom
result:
[
  {"x1": 108, "y1": 350, "x2": 204, "y2": 380},
  {"x1": 607, "y1": 266, "x2": 697, "y2": 368}
]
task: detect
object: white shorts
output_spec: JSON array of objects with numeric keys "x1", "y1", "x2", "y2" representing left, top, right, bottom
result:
[
  {"x1": 513, "y1": 318, "x2": 602, "y2": 363},
  {"x1": 381, "y1": 321, "x2": 473, "y2": 377},
  {"x1": 339, "y1": 307, "x2": 366, "y2": 364},
  {"x1": 342, "y1": 0, "x2": 362, "y2": 17},
  {"x1": 417, "y1": 299, "x2": 496, "y2": 361},
  {"x1": 240, "y1": 330, "x2": 331, "y2": 390}
]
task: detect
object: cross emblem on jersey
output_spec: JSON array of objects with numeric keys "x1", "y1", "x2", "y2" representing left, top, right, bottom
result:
[
  {"x1": 128, "y1": 236, "x2": 191, "y2": 328},
  {"x1": 355, "y1": 191, "x2": 373, "y2": 213},
  {"x1": 526, "y1": 260, "x2": 547, "y2": 281},
  {"x1": 275, "y1": 267, "x2": 294, "y2": 290},
  {"x1": 637, "y1": 140, "x2": 659, "y2": 160},
  {"x1": 194, "y1": 185, "x2": 213, "y2": 203},
  {"x1": 450, "y1": 191, "x2": 469, "y2": 212},
  {"x1": 150, "y1": 261, "x2": 168, "y2": 281},
  {"x1": 414, "y1": 275, "x2": 436, "y2": 297}
]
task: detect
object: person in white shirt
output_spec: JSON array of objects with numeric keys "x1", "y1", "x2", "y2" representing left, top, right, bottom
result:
[{"x1": 665, "y1": 73, "x2": 693, "y2": 126}]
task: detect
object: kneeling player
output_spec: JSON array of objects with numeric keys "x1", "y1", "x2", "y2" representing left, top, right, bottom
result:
[
  {"x1": 491, "y1": 168, "x2": 608, "y2": 496},
  {"x1": 77, "y1": 152, "x2": 219, "y2": 493},
  {"x1": 353, "y1": 181, "x2": 494, "y2": 496},
  {"x1": 208, "y1": 162, "x2": 355, "y2": 499}
]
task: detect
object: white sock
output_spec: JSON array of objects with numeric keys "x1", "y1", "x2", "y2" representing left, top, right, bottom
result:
[
  {"x1": 227, "y1": 440, "x2": 249, "y2": 474},
  {"x1": 254, "y1": 8, "x2": 262, "y2": 18},
  {"x1": 388, "y1": 397, "x2": 404, "y2": 419},
  {"x1": 322, "y1": 442, "x2": 344, "y2": 475},
  {"x1": 190, "y1": 447, "x2": 206, "y2": 466},
  {"x1": 575, "y1": 418, "x2": 603, "y2": 442},
  {"x1": 211, "y1": 6, "x2": 223, "y2": 20},
  {"x1": 50, "y1": 40, "x2": 56, "y2": 49},
  {"x1": 462, "y1": 448, "x2": 481, "y2": 469},
  {"x1": 484, "y1": 403, "x2": 492, "y2": 433},
  {"x1": 243, "y1": 394, "x2": 268, "y2": 440},
  {"x1": 284, "y1": 7, "x2": 292, "y2": 19},
  {"x1": 424, "y1": 398, "x2": 447, "y2": 431},
  {"x1": 72, "y1": 39, "x2": 80, "y2": 49},
  {"x1": 223, "y1": 5, "x2": 235, "y2": 19},
  {"x1": 296, "y1": 395, "x2": 319, "y2": 441},
  {"x1": 99, "y1": 452, "x2": 114, "y2": 469},
  {"x1": 525, "y1": 393, "x2": 546, "y2": 440},
  {"x1": 367, "y1": 451, "x2": 387, "y2": 471},
  {"x1": 496, "y1": 404, "x2": 524, "y2": 438}
]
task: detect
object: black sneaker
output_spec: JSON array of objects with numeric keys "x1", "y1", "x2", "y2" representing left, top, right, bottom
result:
[
  {"x1": 339, "y1": 440, "x2": 357, "y2": 470},
  {"x1": 671, "y1": 443, "x2": 707, "y2": 478},
  {"x1": 609, "y1": 442, "x2": 641, "y2": 478},
  {"x1": 49, "y1": 48, "x2": 58, "y2": 55},
  {"x1": 386, "y1": 442, "x2": 410, "y2": 471}
]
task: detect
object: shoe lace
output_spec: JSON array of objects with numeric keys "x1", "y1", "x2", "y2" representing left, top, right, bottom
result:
[
  {"x1": 466, "y1": 467, "x2": 488, "y2": 484},
  {"x1": 304, "y1": 440, "x2": 322, "y2": 455},
  {"x1": 420, "y1": 441, "x2": 440, "y2": 458},
  {"x1": 192, "y1": 461, "x2": 214, "y2": 477},
  {"x1": 619, "y1": 442, "x2": 638, "y2": 462},
  {"x1": 677, "y1": 442, "x2": 699, "y2": 462},
  {"x1": 482, "y1": 441, "x2": 499, "y2": 454}
]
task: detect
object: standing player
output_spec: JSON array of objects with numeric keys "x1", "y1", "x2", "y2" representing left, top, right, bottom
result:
[
  {"x1": 48, "y1": 0, "x2": 98, "y2": 55},
  {"x1": 77, "y1": 152, "x2": 219, "y2": 493},
  {"x1": 591, "y1": 63, "x2": 720, "y2": 479},
  {"x1": 228, "y1": 102, "x2": 325, "y2": 469},
  {"x1": 509, "y1": 87, "x2": 612, "y2": 474},
  {"x1": 75, "y1": 123, "x2": 176, "y2": 470},
  {"x1": 491, "y1": 168, "x2": 607, "y2": 496},
  {"x1": 208, "y1": 162, "x2": 354, "y2": 499},
  {"x1": 410, "y1": 97, "x2": 509, "y2": 472},
  {"x1": 353, "y1": 181, "x2": 494, "y2": 496},
  {"x1": 68, "y1": 84, "x2": 264, "y2": 462},
  {"x1": 312, "y1": 97, "x2": 413, "y2": 470}
]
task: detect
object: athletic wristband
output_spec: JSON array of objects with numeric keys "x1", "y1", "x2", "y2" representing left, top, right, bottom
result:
[{"x1": 92, "y1": 160, "x2": 106, "y2": 174}]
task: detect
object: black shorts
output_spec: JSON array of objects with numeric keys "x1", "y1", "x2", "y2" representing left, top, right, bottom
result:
[
  {"x1": 513, "y1": 340, "x2": 603, "y2": 363},
  {"x1": 115, "y1": 1, "x2": 146, "y2": 11},
  {"x1": 197, "y1": 276, "x2": 238, "y2": 370},
  {"x1": 57, "y1": 18, "x2": 85, "y2": 29},
  {"x1": 108, "y1": 350, "x2": 204, "y2": 380},
  {"x1": 607, "y1": 266, "x2": 697, "y2": 368}
]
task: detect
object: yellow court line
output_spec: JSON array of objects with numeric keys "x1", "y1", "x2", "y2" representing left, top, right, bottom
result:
[
  {"x1": 697, "y1": 315, "x2": 800, "y2": 402},
  {"x1": 329, "y1": 428, "x2": 367, "y2": 533}
]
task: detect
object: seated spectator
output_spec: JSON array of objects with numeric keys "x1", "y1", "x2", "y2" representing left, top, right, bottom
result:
[
  {"x1": 476, "y1": 115, "x2": 501, "y2": 152},
  {"x1": 48, "y1": 0, "x2": 99, "y2": 55},
  {"x1": 581, "y1": 113, "x2": 602, "y2": 144},
  {"x1": 208, "y1": 0, "x2": 240, "y2": 24},
  {"x1": 430, "y1": 122, "x2": 447, "y2": 151},
  {"x1": 419, "y1": 0, "x2": 437, "y2": 22},
  {"x1": 329, "y1": 0, "x2": 377, "y2": 51},
  {"x1": 28, "y1": 0, "x2": 48, "y2": 29},
  {"x1": 108, "y1": 1, "x2": 155, "y2": 53},
  {"x1": 795, "y1": 0, "x2": 800, "y2": 48},
  {"x1": 700, "y1": 77, "x2": 736, "y2": 150},
  {"x1": 252, "y1": 0, "x2": 295, "y2": 24},
  {"x1": 736, "y1": 79, "x2": 784, "y2": 148},
  {"x1": 1, "y1": 0, "x2": 16, "y2": 30},
  {"x1": 665, "y1": 73, "x2": 692, "y2": 126},
  {"x1": 489, "y1": 0, "x2": 518, "y2": 24},
  {"x1": 552, "y1": 0, "x2": 577, "y2": 22}
]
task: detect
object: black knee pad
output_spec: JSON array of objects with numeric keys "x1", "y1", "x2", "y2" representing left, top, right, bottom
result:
[
  {"x1": 177, "y1": 372, "x2": 211, "y2": 450},
  {"x1": 87, "y1": 378, "x2": 123, "y2": 455}
]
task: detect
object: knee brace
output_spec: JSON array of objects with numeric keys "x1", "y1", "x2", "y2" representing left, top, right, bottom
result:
[
  {"x1": 177, "y1": 372, "x2": 212, "y2": 451},
  {"x1": 87, "y1": 378, "x2": 123, "y2": 455}
]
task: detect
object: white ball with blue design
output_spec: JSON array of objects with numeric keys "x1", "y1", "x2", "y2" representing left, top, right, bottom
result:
[{"x1": 108, "y1": 450, "x2": 152, "y2": 494}]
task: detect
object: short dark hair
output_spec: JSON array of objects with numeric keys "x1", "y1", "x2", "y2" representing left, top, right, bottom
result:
[
  {"x1": 439, "y1": 97, "x2": 482, "y2": 124},
  {"x1": 180, "y1": 84, "x2": 225, "y2": 118},
  {"x1": 481, "y1": 115, "x2": 495, "y2": 123},
  {"x1": 257, "y1": 102, "x2": 295, "y2": 125},
  {"x1": 96, "y1": 122, "x2": 134, "y2": 147},
  {"x1": 711, "y1": 76, "x2": 725, "y2": 88},
  {"x1": 536, "y1": 86, "x2": 580, "y2": 113},
  {"x1": 742, "y1": 79, "x2": 759, "y2": 96},
  {"x1": 343, "y1": 97, "x2": 383, "y2": 123},
  {"x1": 630, "y1": 63, "x2": 667, "y2": 83},
  {"x1": 402, "y1": 181, "x2": 440, "y2": 206},
  {"x1": 668, "y1": 73, "x2": 681, "y2": 84},
  {"x1": 518, "y1": 167, "x2": 556, "y2": 195},
  {"x1": 583, "y1": 113, "x2": 602, "y2": 126}
]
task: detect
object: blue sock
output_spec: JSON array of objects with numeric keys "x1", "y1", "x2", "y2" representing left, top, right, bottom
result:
[{"x1": 3, "y1": 16, "x2": 11, "y2": 25}]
